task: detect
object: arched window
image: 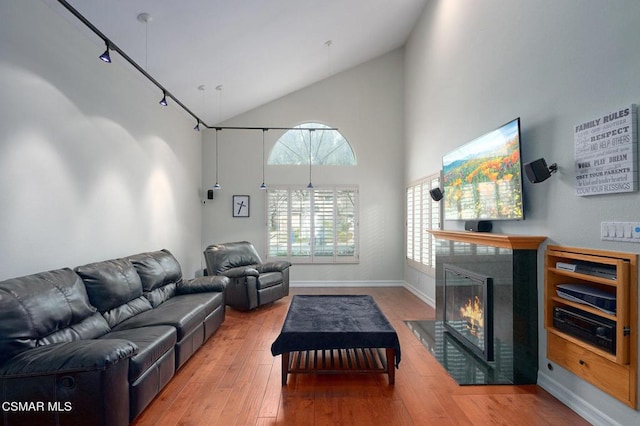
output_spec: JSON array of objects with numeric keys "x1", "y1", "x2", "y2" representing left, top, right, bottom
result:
[{"x1": 268, "y1": 122, "x2": 356, "y2": 165}]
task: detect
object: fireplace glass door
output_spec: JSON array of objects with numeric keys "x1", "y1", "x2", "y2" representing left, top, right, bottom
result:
[{"x1": 443, "y1": 264, "x2": 494, "y2": 361}]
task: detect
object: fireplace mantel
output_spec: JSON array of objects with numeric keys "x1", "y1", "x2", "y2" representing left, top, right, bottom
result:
[{"x1": 429, "y1": 230, "x2": 546, "y2": 250}]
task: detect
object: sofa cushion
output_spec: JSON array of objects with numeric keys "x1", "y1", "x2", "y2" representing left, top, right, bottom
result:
[
  {"x1": 101, "y1": 326, "x2": 176, "y2": 382},
  {"x1": 38, "y1": 312, "x2": 111, "y2": 346},
  {"x1": 144, "y1": 283, "x2": 177, "y2": 309},
  {"x1": 172, "y1": 292, "x2": 225, "y2": 317},
  {"x1": 257, "y1": 272, "x2": 283, "y2": 290},
  {"x1": 102, "y1": 296, "x2": 153, "y2": 329},
  {"x1": 76, "y1": 258, "x2": 144, "y2": 312},
  {"x1": 128, "y1": 249, "x2": 182, "y2": 293},
  {"x1": 0, "y1": 268, "x2": 97, "y2": 365},
  {"x1": 111, "y1": 295, "x2": 209, "y2": 341}
]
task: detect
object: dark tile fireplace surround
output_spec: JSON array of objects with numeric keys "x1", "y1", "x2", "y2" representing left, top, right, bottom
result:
[{"x1": 406, "y1": 231, "x2": 545, "y2": 385}]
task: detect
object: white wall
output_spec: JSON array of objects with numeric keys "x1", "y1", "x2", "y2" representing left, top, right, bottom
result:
[
  {"x1": 0, "y1": 0, "x2": 203, "y2": 279},
  {"x1": 405, "y1": 0, "x2": 640, "y2": 424},
  {"x1": 202, "y1": 50, "x2": 405, "y2": 284}
]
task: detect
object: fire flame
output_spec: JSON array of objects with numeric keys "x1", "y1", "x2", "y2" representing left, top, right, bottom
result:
[{"x1": 460, "y1": 296, "x2": 483, "y2": 336}]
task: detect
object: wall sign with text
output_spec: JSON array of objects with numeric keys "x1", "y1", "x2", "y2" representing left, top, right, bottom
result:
[{"x1": 574, "y1": 104, "x2": 638, "y2": 196}]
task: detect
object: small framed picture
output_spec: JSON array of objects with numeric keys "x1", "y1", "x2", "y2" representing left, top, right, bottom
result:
[{"x1": 232, "y1": 195, "x2": 250, "y2": 217}]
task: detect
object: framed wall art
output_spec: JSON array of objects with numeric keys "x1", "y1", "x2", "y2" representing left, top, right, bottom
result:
[{"x1": 233, "y1": 195, "x2": 250, "y2": 217}]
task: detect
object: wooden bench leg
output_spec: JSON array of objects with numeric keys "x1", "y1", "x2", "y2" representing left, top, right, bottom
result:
[
  {"x1": 281, "y1": 352, "x2": 290, "y2": 385},
  {"x1": 386, "y1": 348, "x2": 395, "y2": 385}
]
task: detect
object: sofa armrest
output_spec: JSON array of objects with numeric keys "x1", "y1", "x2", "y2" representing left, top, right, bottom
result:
[
  {"x1": 178, "y1": 276, "x2": 229, "y2": 294},
  {"x1": 256, "y1": 261, "x2": 292, "y2": 273},
  {"x1": 0, "y1": 339, "x2": 137, "y2": 376},
  {"x1": 220, "y1": 266, "x2": 260, "y2": 278}
]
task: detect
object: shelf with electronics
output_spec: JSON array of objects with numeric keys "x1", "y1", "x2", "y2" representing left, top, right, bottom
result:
[{"x1": 544, "y1": 245, "x2": 638, "y2": 408}]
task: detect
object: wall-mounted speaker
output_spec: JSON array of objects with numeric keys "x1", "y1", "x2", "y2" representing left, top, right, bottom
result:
[
  {"x1": 524, "y1": 158, "x2": 557, "y2": 183},
  {"x1": 429, "y1": 187, "x2": 444, "y2": 201},
  {"x1": 464, "y1": 220, "x2": 492, "y2": 232}
]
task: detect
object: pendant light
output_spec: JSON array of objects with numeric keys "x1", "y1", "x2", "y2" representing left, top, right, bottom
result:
[
  {"x1": 307, "y1": 129, "x2": 314, "y2": 189},
  {"x1": 138, "y1": 13, "x2": 152, "y2": 69},
  {"x1": 213, "y1": 85, "x2": 223, "y2": 190},
  {"x1": 213, "y1": 128, "x2": 221, "y2": 190},
  {"x1": 325, "y1": 40, "x2": 333, "y2": 77},
  {"x1": 260, "y1": 129, "x2": 268, "y2": 190}
]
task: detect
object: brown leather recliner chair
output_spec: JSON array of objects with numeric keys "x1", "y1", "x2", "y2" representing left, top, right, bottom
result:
[{"x1": 204, "y1": 241, "x2": 291, "y2": 311}]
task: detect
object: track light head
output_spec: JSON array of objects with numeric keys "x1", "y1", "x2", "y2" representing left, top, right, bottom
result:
[
  {"x1": 194, "y1": 121, "x2": 200, "y2": 131},
  {"x1": 99, "y1": 42, "x2": 111, "y2": 63},
  {"x1": 159, "y1": 92, "x2": 168, "y2": 106}
]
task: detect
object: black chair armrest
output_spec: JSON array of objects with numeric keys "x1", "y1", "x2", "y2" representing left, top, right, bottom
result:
[
  {"x1": 178, "y1": 276, "x2": 228, "y2": 294},
  {"x1": 220, "y1": 266, "x2": 260, "y2": 278},
  {"x1": 0, "y1": 339, "x2": 137, "y2": 376},
  {"x1": 256, "y1": 261, "x2": 292, "y2": 273}
]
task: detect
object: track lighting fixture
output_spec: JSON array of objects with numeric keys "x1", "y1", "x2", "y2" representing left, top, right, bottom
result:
[
  {"x1": 98, "y1": 41, "x2": 111, "y2": 63},
  {"x1": 159, "y1": 91, "x2": 168, "y2": 106},
  {"x1": 59, "y1": 2, "x2": 210, "y2": 131}
]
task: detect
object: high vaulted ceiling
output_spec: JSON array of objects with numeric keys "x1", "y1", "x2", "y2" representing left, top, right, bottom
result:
[{"x1": 51, "y1": 0, "x2": 427, "y2": 125}]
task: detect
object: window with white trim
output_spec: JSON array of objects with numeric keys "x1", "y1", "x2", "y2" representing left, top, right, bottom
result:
[
  {"x1": 406, "y1": 173, "x2": 441, "y2": 275},
  {"x1": 266, "y1": 186, "x2": 359, "y2": 264}
]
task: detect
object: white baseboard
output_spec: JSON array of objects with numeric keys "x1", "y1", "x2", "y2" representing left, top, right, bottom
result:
[
  {"x1": 537, "y1": 372, "x2": 620, "y2": 426},
  {"x1": 402, "y1": 281, "x2": 436, "y2": 308},
  {"x1": 290, "y1": 280, "x2": 404, "y2": 288}
]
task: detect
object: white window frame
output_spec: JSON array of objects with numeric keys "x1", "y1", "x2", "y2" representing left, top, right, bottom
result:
[
  {"x1": 266, "y1": 185, "x2": 359, "y2": 264},
  {"x1": 406, "y1": 173, "x2": 441, "y2": 275}
]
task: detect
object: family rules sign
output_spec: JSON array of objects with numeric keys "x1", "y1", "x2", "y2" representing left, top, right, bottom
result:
[{"x1": 574, "y1": 104, "x2": 638, "y2": 196}]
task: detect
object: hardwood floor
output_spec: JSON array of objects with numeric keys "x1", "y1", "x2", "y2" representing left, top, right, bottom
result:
[{"x1": 132, "y1": 287, "x2": 589, "y2": 425}]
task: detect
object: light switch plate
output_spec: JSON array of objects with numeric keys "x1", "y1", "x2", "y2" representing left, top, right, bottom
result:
[{"x1": 601, "y1": 221, "x2": 640, "y2": 242}]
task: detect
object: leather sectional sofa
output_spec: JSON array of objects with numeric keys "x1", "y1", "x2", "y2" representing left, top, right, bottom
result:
[{"x1": 0, "y1": 249, "x2": 228, "y2": 426}]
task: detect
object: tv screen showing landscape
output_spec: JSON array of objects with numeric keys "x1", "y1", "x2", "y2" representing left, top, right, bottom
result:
[{"x1": 442, "y1": 118, "x2": 524, "y2": 221}]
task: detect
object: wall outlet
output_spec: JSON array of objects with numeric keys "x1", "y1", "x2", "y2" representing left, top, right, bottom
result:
[{"x1": 601, "y1": 222, "x2": 640, "y2": 242}]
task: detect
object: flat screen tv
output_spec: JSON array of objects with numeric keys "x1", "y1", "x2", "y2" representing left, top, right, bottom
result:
[{"x1": 442, "y1": 118, "x2": 524, "y2": 221}]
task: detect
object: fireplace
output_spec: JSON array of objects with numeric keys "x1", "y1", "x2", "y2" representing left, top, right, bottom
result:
[
  {"x1": 423, "y1": 230, "x2": 545, "y2": 385},
  {"x1": 443, "y1": 264, "x2": 494, "y2": 361}
]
